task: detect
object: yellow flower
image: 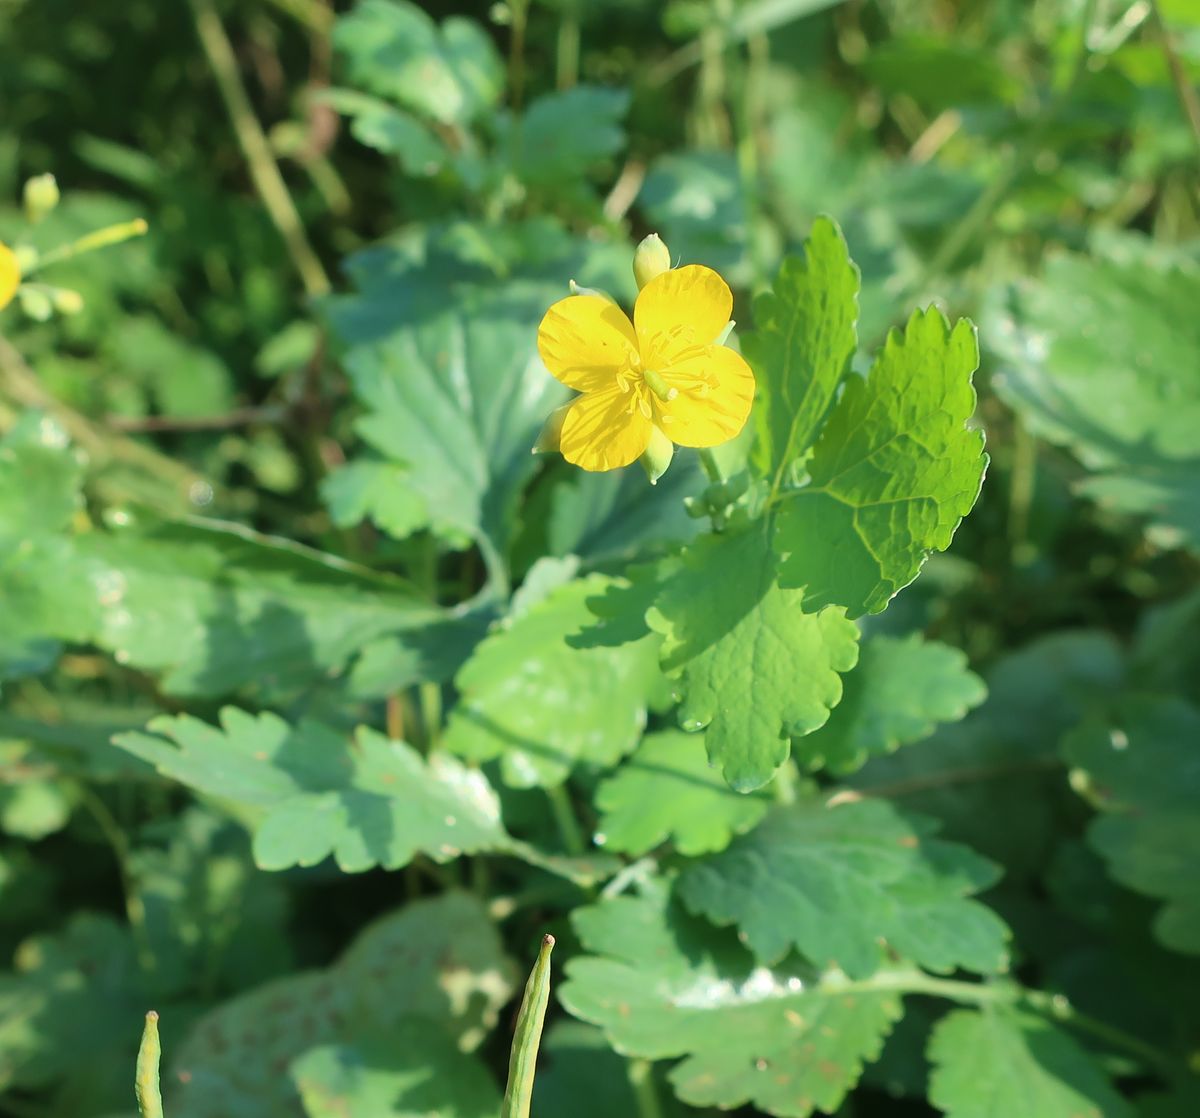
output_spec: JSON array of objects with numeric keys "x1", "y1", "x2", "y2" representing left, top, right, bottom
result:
[
  {"x1": 536, "y1": 264, "x2": 755, "y2": 472},
  {"x1": 0, "y1": 242, "x2": 19, "y2": 311}
]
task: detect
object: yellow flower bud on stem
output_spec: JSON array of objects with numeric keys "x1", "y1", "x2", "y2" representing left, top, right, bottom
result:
[{"x1": 23, "y1": 174, "x2": 60, "y2": 223}]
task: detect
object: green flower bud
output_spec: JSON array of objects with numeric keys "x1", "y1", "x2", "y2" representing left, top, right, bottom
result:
[
  {"x1": 639, "y1": 424, "x2": 674, "y2": 485},
  {"x1": 23, "y1": 174, "x2": 60, "y2": 224},
  {"x1": 633, "y1": 233, "x2": 671, "y2": 290},
  {"x1": 17, "y1": 286, "x2": 53, "y2": 321},
  {"x1": 50, "y1": 287, "x2": 84, "y2": 315}
]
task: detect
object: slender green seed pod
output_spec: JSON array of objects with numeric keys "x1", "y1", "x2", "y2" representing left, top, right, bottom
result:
[
  {"x1": 501, "y1": 934, "x2": 555, "y2": 1118},
  {"x1": 135, "y1": 1010, "x2": 164, "y2": 1118}
]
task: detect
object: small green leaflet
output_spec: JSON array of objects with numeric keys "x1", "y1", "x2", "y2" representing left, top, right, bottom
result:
[
  {"x1": 1065, "y1": 696, "x2": 1200, "y2": 955},
  {"x1": 799, "y1": 634, "x2": 986, "y2": 774},
  {"x1": 773, "y1": 306, "x2": 987, "y2": 617},
  {"x1": 294, "y1": 1026, "x2": 500, "y2": 1118},
  {"x1": 170, "y1": 894, "x2": 515, "y2": 1117},
  {"x1": 678, "y1": 798, "x2": 1009, "y2": 978},
  {"x1": 927, "y1": 1008, "x2": 1133, "y2": 1118},
  {"x1": 594, "y1": 730, "x2": 770, "y2": 856},
  {"x1": 320, "y1": 458, "x2": 427, "y2": 540},
  {"x1": 115, "y1": 709, "x2": 507, "y2": 873},
  {"x1": 745, "y1": 215, "x2": 859, "y2": 484},
  {"x1": 443, "y1": 576, "x2": 665, "y2": 788},
  {"x1": 646, "y1": 526, "x2": 859, "y2": 791},
  {"x1": 560, "y1": 893, "x2": 903, "y2": 1118}
]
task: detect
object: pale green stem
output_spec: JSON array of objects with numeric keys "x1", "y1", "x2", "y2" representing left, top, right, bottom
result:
[
  {"x1": 545, "y1": 782, "x2": 587, "y2": 856},
  {"x1": 22, "y1": 219, "x2": 149, "y2": 276},
  {"x1": 189, "y1": 0, "x2": 331, "y2": 298},
  {"x1": 627, "y1": 1058, "x2": 665, "y2": 1118}
]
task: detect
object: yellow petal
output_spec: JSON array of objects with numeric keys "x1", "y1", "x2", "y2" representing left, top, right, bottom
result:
[
  {"x1": 657, "y1": 345, "x2": 755, "y2": 448},
  {"x1": 537, "y1": 294, "x2": 639, "y2": 392},
  {"x1": 634, "y1": 264, "x2": 732, "y2": 366},
  {"x1": 0, "y1": 243, "x2": 20, "y2": 311},
  {"x1": 560, "y1": 384, "x2": 653, "y2": 471}
]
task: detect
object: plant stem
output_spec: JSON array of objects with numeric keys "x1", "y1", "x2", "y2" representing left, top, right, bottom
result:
[
  {"x1": 1148, "y1": 0, "x2": 1200, "y2": 162},
  {"x1": 556, "y1": 3, "x2": 580, "y2": 90},
  {"x1": 545, "y1": 782, "x2": 587, "y2": 856},
  {"x1": 830, "y1": 969, "x2": 1176, "y2": 1076},
  {"x1": 189, "y1": 0, "x2": 331, "y2": 298},
  {"x1": 509, "y1": 0, "x2": 530, "y2": 111},
  {"x1": 627, "y1": 1058, "x2": 665, "y2": 1118}
]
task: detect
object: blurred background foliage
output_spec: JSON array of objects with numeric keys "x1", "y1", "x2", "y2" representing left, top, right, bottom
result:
[{"x1": 0, "y1": 0, "x2": 1199, "y2": 1115}]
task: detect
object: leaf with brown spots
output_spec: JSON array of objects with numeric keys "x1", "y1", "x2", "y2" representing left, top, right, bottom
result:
[{"x1": 560, "y1": 893, "x2": 902, "y2": 1118}]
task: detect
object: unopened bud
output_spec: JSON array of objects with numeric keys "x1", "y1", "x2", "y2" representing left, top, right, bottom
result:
[
  {"x1": 50, "y1": 287, "x2": 84, "y2": 315},
  {"x1": 0, "y1": 243, "x2": 19, "y2": 311},
  {"x1": 633, "y1": 234, "x2": 671, "y2": 290},
  {"x1": 23, "y1": 174, "x2": 60, "y2": 223},
  {"x1": 639, "y1": 424, "x2": 674, "y2": 485},
  {"x1": 532, "y1": 404, "x2": 572, "y2": 455},
  {"x1": 17, "y1": 286, "x2": 53, "y2": 321}
]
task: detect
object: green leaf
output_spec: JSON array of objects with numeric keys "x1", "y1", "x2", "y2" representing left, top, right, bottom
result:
[
  {"x1": 645, "y1": 526, "x2": 860, "y2": 791},
  {"x1": 678, "y1": 798, "x2": 1009, "y2": 978},
  {"x1": 533, "y1": 1023, "x2": 647, "y2": 1118},
  {"x1": 0, "y1": 777, "x2": 72, "y2": 840},
  {"x1": 326, "y1": 221, "x2": 629, "y2": 553},
  {"x1": 798, "y1": 634, "x2": 986, "y2": 774},
  {"x1": 1065, "y1": 696, "x2": 1200, "y2": 955},
  {"x1": 320, "y1": 458, "x2": 428, "y2": 540},
  {"x1": 560, "y1": 893, "x2": 903, "y2": 1118},
  {"x1": 988, "y1": 251, "x2": 1200, "y2": 551},
  {"x1": 115, "y1": 708, "x2": 507, "y2": 873},
  {"x1": 927, "y1": 1008, "x2": 1134, "y2": 1118},
  {"x1": 293, "y1": 1026, "x2": 500, "y2": 1118},
  {"x1": 443, "y1": 576, "x2": 664, "y2": 788},
  {"x1": 333, "y1": 0, "x2": 503, "y2": 125},
  {"x1": 594, "y1": 730, "x2": 770, "y2": 856},
  {"x1": 774, "y1": 307, "x2": 987, "y2": 617},
  {"x1": 316, "y1": 88, "x2": 447, "y2": 173},
  {"x1": 500, "y1": 87, "x2": 629, "y2": 188},
  {"x1": 745, "y1": 216, "x2": 859, "y2": 483},
  {"x1": 75, "y1": 517, "x2": 437, "y2": 698},
  {"x1": 852, "y1": 631, "x2": 1124, "y2": 880},
  {"x1": 545, "y1": 457, "x2": 703, "y2": 564},
  {"x1": 170, "y1": 894, "x2": 515, "y2": 1117}
]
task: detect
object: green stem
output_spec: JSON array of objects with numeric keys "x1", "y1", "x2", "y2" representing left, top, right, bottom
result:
[
  {"x1": 830, "y1": 969, "x2": 1175, "y2": 1076},
  {"x1": 556, "y1": 4, "x2": 580, "y2": 90},
  {"x1": 627, "y1": 1058, "x2": 665, "y2": 1118},
  {"x1": 22, "y1": 219, "x2": 148, "y2": 276},
  {"x1": 508, "y1": 0, "x2": 530, "y2": 111},
  {"x1": 545, "y1": 782, "x2": 587, "y2": 856},
  {"x1": 698, "y1": 447, "x2": 725, "y2": 485},
  {"x1": 188, "y1": 0, "x2": 331, "y2": 298}
]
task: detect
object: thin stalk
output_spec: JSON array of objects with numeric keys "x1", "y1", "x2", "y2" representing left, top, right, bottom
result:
[
  {"x1": 1007, "y1": 417, "x2": 1037, "y2": 565},
  {"x1": 508, "y1": 0, "x2": 530, "y2": 111},
  {"x1": 545, "y1": 782, "x2": 587, "y2": 856},
  {"x1": 1149, "y1": 0, "x2": 1200, "y2": 162},
  {"x1": 22, "y1": 219, "x2": 148, "y2": 276},
  {"x1": 627, "y1": 1058, "x2": 665, "y2": 1118},
  {"x1": 556, "y1": 4, "x2": 581, "y2": 90},
  {"x1": 189, "y1": 0, "x2": 331, "y2": 298}
]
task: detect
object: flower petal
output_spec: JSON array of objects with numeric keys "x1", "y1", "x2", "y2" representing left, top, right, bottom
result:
[
  {"x1": 560, "y1": 384, "x2": 653, "y2": 472},
  {"x1": 0, "y1": 243, "x2": 20, "y2": 312},
  {"x1": 657, "y1": 345, "x2": 755, "y2": 448},
  {"x1": 538, "y1": 295, "x2": 639, "y2": 391},
  {"x1": 634, "y1": 265, "x2": 733, "y2": 366}
]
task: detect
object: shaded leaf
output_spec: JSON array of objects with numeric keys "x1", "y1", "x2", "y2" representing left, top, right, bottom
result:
[
  {"x1": 294, "y1": 1025, "x2": 500, "y2": 1118},
  {"x1": 1065, "y1": 696, "x2": 1200, "y2": 955},
  {"x1": 678, "y1": 798, "x2": 1010, "y2": 978},
  {"x1": 499, "y1": 87, "x2": 629, "y2": 188},
  {"x1": 169, "y1": 894, "x2": 515, "y2": 1117},
  {"x1": 927, "y1": 1008, "x2": 1133, "y2": 1118},
  {"x1": 646, "y1": 526, "x2": 859, "y2": 791},
  {"x1": 320, "y1": 458, "x2": 428, "y2": 540},
  {"x1": 799, "y1": 634, "x2": 986, "y2": 775},
  {"x1": 774, "y1": 307, "x2": 987, "y2": 617}
]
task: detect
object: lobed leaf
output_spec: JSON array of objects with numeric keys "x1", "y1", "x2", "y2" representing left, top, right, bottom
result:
[
  {"x1": 560, "y1": 893, "x2": 903, "y2": 1118},
  {"x1": 773, "y1": 306, "x2": 987, "y2": 617},
  {"x1": 646, "y1": 526, "x2": 859, "y2": 791},
  {"x1": 678, "y1": 798, "x2": 1010, "y2": 978},
  {"x1": 594, "y1": 730, "x2": 771, "y2": 856}
]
